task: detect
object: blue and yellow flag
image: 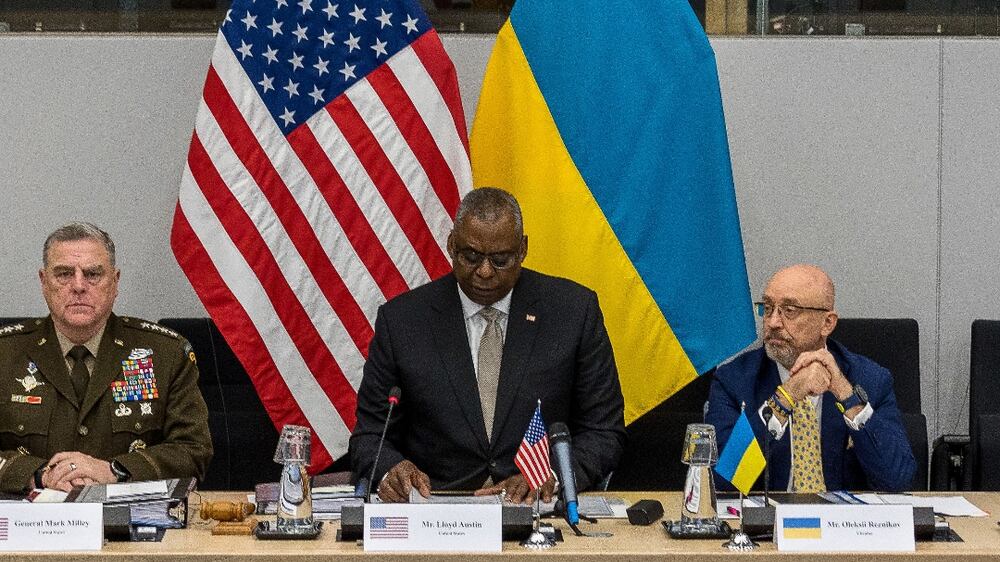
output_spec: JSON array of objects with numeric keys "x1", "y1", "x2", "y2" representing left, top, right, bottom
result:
[
  {"x1": 469, "y1": 0, "x2": 755, "y2": 422},
  {"x1": 715, "y1": 410, "x2": 766, "y2": 494}
]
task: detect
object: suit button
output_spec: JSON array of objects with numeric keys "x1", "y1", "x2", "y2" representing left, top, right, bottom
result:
[
  {"x1": 78, "y1": 425, "x2": 88, "y2": 436},
  {"x1": 17, "y1": 424, "x2": 24, "y2": 432}
]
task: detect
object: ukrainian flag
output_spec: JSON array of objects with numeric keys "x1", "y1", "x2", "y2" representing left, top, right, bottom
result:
[
  {"x1": 470, "y1": 0, "x2": 755, "y2": 422},
  {"x1": 782, "y1": 518, "x2": 823, "y2": 539},
  {"x1": 715, "y1": 410, "x2": 766, "y2": 494}
]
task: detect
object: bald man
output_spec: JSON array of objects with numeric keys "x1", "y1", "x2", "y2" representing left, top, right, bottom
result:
[{"x1": 706, "y1": 265, "x2": 915, "y2": 492}]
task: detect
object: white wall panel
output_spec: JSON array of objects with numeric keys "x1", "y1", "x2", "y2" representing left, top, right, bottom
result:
[{"x1": 1, "y1": 33, "x2": 998, "y2": 438}]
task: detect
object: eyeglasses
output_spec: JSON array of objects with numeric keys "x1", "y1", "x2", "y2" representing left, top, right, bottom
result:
[
  {"x1": 455, "y1": 248, "x2": 520, "y2": 271},
  {"x1": 754, "y1": 302, "x2": 830, "y2": 320}
]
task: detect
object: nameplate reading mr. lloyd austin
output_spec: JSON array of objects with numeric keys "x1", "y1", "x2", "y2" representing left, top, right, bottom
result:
[
  {"x1": 364, "y1": 504, "x2": 502, "y2": 552},
  {"x1": 0, "y1": 503, "x2": 103, "y2": 551}
]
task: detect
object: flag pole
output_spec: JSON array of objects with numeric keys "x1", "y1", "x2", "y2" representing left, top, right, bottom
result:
[
  {"x1": 521, "y1": 399, "x2": 555, "y2": 549},
  {"x1": 724, "y1": 401, "x2": 759, "y2": 551}
]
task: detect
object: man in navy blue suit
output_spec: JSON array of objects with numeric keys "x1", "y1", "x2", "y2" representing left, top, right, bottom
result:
[{"x1": 706, "y1": 264, "x2": 915, "y2": 492}]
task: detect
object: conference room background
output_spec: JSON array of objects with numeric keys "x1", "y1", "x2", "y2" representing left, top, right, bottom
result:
[{"x1": 1, "y1": 27, "x2": 997, "y2": 453}]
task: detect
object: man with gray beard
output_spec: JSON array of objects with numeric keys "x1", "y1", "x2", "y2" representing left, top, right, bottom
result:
[{"x1": 705, "y1": 264, "x2": 915, "y2": 492}]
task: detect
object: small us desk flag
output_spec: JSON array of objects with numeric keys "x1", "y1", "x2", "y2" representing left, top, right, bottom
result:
[
  {"x1": 715, "y1": 409, "x2": 766, "y2": 495},
  {"x1": 515, "y1": 402, "x2": 551, "y2": 490},
  {"x1": 172, "y1": 0, "x2": 471, "y2": 471}
]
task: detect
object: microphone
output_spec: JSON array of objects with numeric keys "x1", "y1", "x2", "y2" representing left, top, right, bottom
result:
[
  {"x1": 366, "y1": 386, "x2": 401, "y2": 503},
  {"x1": 760, "y1": 405, "x2": 774, "y2": 507},
  {"x1": 740, "y1": 403, "x2": 778, "y2": 538},
  {"x1": 548, "y1": 422, "x2": 579, "y2": 526}
]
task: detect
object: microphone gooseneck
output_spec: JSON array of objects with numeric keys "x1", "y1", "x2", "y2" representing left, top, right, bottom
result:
[
  {"x1": 760, "y1": 405, "x2": 774, "y2": 506},
  {"x1": 366, "y1": 386, "x2": 402, "y2": 503}
]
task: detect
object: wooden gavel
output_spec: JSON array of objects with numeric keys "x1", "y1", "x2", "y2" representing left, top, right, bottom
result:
[{"x1": 199, "y1": 501, "x2": 256, "y2": 522}]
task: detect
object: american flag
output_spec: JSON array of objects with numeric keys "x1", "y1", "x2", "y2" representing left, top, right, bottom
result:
[
  {"x1": 369, "y1": 515, "x2": 409, "y2": 538},
  {"x1": 172, "y1": 0, "x2": 471, "y2": 470},
  {"x1": 514, "y1": 402, "x2": 550, "y2": 490}
]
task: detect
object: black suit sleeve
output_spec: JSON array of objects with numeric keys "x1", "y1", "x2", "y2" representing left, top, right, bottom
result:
[{"x1": 566, "y1": 291, "x2": 626, "y2": 491}]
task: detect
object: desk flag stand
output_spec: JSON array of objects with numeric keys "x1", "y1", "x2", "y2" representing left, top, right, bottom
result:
[
  {"x1": 723, "y1": 492, "x2": 758, "y2": 551},
  {"x1": 520, "y1": 493, "x2": 555, "y2": 549},
  {"x1": 519, "y1": 400, "x2": 556, "y2": 549},
  {"x1": 722, "y1": 402, "x2": 759, "y2": 551}
]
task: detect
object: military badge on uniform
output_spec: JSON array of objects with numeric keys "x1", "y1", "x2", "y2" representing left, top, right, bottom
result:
[
  {"x1": 129, "y1": 439, "x2": 147, "y2": 453},
  {"x1": 184, "y1": 342, "x2": 197, "y2": 364},
  {"x1": 140, "y1": 402, "x2": 152, "y2": 416},
  {"x1": 16, "y1": 374, "x2": 44, "y2": 392},
  {"x1": 115, "y1": 403, "x2": 133, "y2": 417},
  {"x1": 128, "y1": 348, "x2": 153, "y2": 360},
  {"x1": 11, "y1": 394, "x2": 41, "y2": 405},
  {"x1": 112, "y1": 357, "x2": 159, "y2": 402},
  {"x1": 26, "y1": 361, "x2": 38, "y2": 375}
]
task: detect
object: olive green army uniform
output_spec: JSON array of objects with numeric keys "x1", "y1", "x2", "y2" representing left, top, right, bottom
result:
[{"x1": 0, "y1": 314, "x2": 212, "y2": 493}]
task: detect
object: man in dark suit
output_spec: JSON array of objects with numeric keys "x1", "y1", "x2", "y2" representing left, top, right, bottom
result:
[
  {"x1": 706, "y1": 264, "x2": 915, "y2": 492},
  {"x1": 349, "y1": 187, "x2": 625, "y2": 503}
]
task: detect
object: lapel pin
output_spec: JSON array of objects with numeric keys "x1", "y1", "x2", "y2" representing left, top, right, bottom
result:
[
  {"x1": 115, "y1": 339, "x2": 124, "y2": 347},
  {"x1": 37, "y1": 338, "x2": 46, "y2": 346},
  {"x1": 525, "y1": 314, "x2": 536, "y2": 322}
]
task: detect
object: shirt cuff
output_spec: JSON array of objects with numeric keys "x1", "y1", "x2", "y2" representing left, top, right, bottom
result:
[{"x1": 843, "y1": 402, "x2": 874, "y2": 430}]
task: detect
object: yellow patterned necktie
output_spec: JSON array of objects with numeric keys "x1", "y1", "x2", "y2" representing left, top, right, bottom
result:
[{"x1": 792, "y1": 399, "x2": 826, "y2": 493}]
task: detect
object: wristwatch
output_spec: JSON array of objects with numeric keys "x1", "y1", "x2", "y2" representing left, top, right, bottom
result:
[
  {"x1": 109, "y1": 459, "x2": 132, "y2": 482},
  {"x1": 837, "y1": 384, "x2": 869, "y2": 412}
]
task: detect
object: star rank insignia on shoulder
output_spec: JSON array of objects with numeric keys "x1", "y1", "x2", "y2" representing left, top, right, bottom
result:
[
  {"x1": 0, "y1": 323, "x2": 24, "y2": 336},
  {"x1": 0, "y1": 319, "x2": 41, "y2": 338},
  {"x1": 123, "y1": 318, "x2": 181, "y2": 340}
]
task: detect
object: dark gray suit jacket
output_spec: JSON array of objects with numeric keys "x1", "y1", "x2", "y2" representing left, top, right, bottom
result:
[{"x1": 349, "y1": 268, "x2": 625, "y2": 492}]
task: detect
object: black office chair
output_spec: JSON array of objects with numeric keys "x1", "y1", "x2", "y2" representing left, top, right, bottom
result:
[
  {"x1": 158, "y1": 317, "x2": 282, "y2": 490},
  {"x1": 607, "y1": 371, "x2": 714, "y2": 490},
  {"x1": 829, "y1": 318, "x2": 921, "y2": 413},
  {"x1": 965, "y1": 320, "x2": 1000, "y2": 490},
  {"x1": 829, "y1": 318, "x2": 927, "y2": 490},
  {"x1": 970, "y1": 414, "x2": 1000, "y2": 490}
]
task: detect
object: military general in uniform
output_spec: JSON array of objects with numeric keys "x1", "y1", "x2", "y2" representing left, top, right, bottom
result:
[{"x1": 0, "y1": 222, "x2": 212, "y2": 493}]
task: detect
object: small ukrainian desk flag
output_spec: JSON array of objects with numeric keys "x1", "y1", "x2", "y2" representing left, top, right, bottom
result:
[{"x1": 715, "y1": 410, "x2": 766, "y2": 495}]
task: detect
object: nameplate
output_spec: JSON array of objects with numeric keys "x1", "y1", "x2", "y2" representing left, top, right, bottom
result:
[
  {"x1": 0, "y1": 503, "x2": 103, "y2": 551},
  {"x1": 775, "y1": 504, "x2": 914, "y2": 552},
  {"x1": 363, "y1": 503, "x2": 502, "y2": 552}
]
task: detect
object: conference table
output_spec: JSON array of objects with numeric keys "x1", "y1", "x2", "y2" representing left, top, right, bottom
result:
[{"x1": 9, "y1": 492, "x2": 1000, "y2": 561}]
